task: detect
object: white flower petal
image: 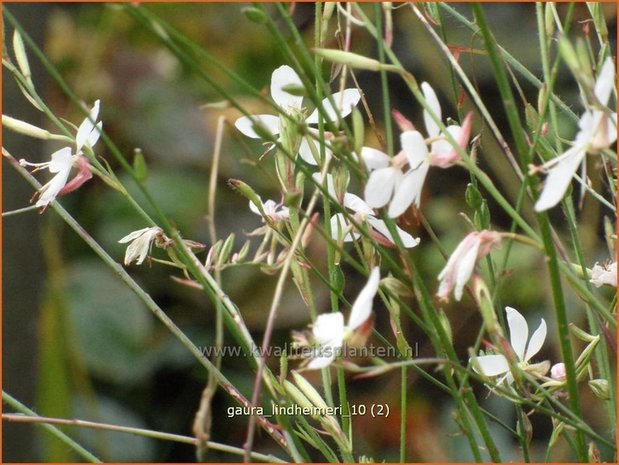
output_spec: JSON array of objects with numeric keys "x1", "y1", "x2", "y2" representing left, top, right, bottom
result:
[
  {"x1": 36, "y1": 167, "x2": 72, "y2": 207},
  {"x1": 506, "y1": 306, "x2": 528, "y2": 361},
  {"x1": 472, "y1": 354, "x2": 510, "y2": 377},
  {"x1": 452, "y1": 239, "x2": 481, "y2": 301},
  {"x1": 401, "y1": 130, "x2": 429, "y2": 168},
  {"x1": 367, "y1": 217, "x2": 420, "y2": 248},
  {"x1": 330, "y1": 213, "x2": 358, "y2": 242},
  {"x1": 534, "y1": 144, "x2": 587, "y2": 212},
  {"x1": 75, "y1": 101, "x2": 100, "y2": 151},
  {"x1": 348, "y1": 267, "x2": 380, "y2": 331},
  {"x1": 118, "y1": 227, "x2": 153, "y2": 243},
  {"x1": 85, "y1": 121, "x2": 102, "y2": 149},
  {"x1": 234, "y1": 114, "x2": 280, "y2": 139},
  {"x1": 590, "y1": 261, "x2": 617, "y2": 288},
  {"x1": 421, "y1": 82, "x2": 441, "y2": 138},
  {"x1": 306, "y1": 88, "x2": 361, "y2": 124},
  {"x1": 306, "y1": 350, "x2": 338, "y2": 369},
  {"x1": 298, "y1": 137, "x2": 321, "y2": 165},
  {"x1": 387, "y1": 169, "x2": 425, "y2": 217},
  {"x1": 47, "y1": 147, "x2": 73, "y2": 173},
  {"x1": 364, "y1": 167, "x2": 399, "y2": 209},
  {"x1": 343, "y1": 193, "x2": 373, "y2": 215},
  {"x1": 524, "y1": 318, "x2": 547, "y2": 362},
  {"x1": 361, "y1": 146, "x2": 391, "y2": 170},
  {"x1": 313, "y1": 312, "x2": 345, "y2": 347},
  {"x1": 594, "y1": 57, "x2": 615, "y2": 106},
  {"x1": 270, "y1": 65, "x2": 304, "y2": 111}
]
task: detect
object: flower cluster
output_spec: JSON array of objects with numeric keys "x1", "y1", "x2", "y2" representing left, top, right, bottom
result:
[{"x1": 20, "y1": 100, "x2": 102, "y2": 209}]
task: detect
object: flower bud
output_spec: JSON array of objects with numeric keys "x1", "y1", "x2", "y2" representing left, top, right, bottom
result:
[
  {"x1": 313, "y1": 48, "x2": 394, "y2": 72},
  {"x1": 292, "y1": 371, "x2": 329, "y2": 409},
  {"x1": 13, "y1": 30, "x2": 32, "y2": 83},
  {"x1": 283, "y1": 380, "x2": 315, "y2": 412},
  {"x1": 550, "y1": 362, "x2": 566, "y2": 381},
  {"x1": 588, "y1": 379, "x2": 609, "y2": 400},
  {"x1": 2, "y1": 115, "x2": 68, "y2": 141}
]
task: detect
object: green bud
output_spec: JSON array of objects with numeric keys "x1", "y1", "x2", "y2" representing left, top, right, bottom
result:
[
  {"x1": 13, "y1": 30, "x2": 32, "y2": 84},
  {"x1": 234, "y1": 240, "x2": 251, "y2": 263},
  {"x1": 569, "y1": 323, "x2": 597, "y2": 343},
  {"x1": 537, "y1": 84, "x2": 548, "y2": 116},
  {"x1": 2, "y1": 115, "x2": 69, "y2": 141},
  {"x1": 588, "y1": 379, "x2": 609, "y2": 400},
  {"x1": 330, "y1": 266, "x2": 345, "y2": 295},
  {"x1": 465, "y1": 183, "x2": 483, "y2": 209},
  {"x1": 473, "y1": 276, "x2": 502, "y2": 341},
  {"x1": 241, "y1": 7, "x2": 267, "y2": 24},
  {"x1": 437, "y1": 309, "x2": 453, "y2": 346},
  {"x1": 380, "y1": 276, "x2": 413, "y2": 298},
  {"x1": 474, "y1": 200, "x2": 490, "y2": 229},
  {"x1": 133, "y1": 148, "x2": 148, "y2": 182},
  {"x1": 292, "y1": 371, "x2": 329, "y2": 409},
  {"x1": 284, "y1": 187, "x2": 302, "y2": 210},
  {"x1": 283, "y1": 380, "x2": 315, "y2": 412},
  {"x1": 217, "y1": 233, "x2": 236, "y2": 268},
  {"x1": 227, "y1": 179, "x2": 264, "y2": 215},
  {"x1": 548, "y1": 419, "x2": 565, "y2": 450},
  {"x1": 313, "y1": 48, "x2": 395, "y2": 72}
]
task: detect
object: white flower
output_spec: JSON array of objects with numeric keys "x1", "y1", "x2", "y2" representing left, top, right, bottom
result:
[
  {"x1": 471, "y1": 306, "x2": 547, "y2": 384},
  {"x1": 118, "y1": 226, "x2": 164, "y2": 266},
  {"x1": 307, "y1": 267, "x2": 380, "y2": 369},
  {"x1": 249, "y1": 196, "x2": 290, "y2": 223},
  {"x1": 314, "y1": 173, "x2": 419, "y2": 248},
  {"x1": 437, "y1": 230, "x2": 502, "y2": 301},
  {"x1": 20, "y1": 100, "x2": 102, "y2": 208},
  {"x1": 363, "y1": 130, "x2": 429, "y2": 217},
  {"x1": 534, "y1": 58, "x2": 617, "y2": 211},
  {"x1": 235, "y1": 65, "x2": 360, "y2": 165},
  {"x1": 590, "y1": 261, "x2": 617, "y2": 288},
  {"x1": 363, "y1": 84, "x2": 472, "y2": 218}
]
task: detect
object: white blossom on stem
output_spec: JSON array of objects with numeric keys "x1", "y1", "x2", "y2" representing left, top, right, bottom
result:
[
  {"x1": 307, "y1": 267, "x2": 380, "y2": 369},
  {"x1": 235, "y1": 65, "x2": 360, "y2": 165},
  {"x1": 590, "y1": 261, "x2": 617, "y2": 288},
  {"x1": 20, "y1": 100, "x2": 102, "y2": 208},
  {"x1": 471, "y1": 306, "x2": 547, "y2": 385},
  {"x1": 314, "y1": 173, "x2": 419, "y2": 248},
  {"x1": 118, "y1": 226, "x2": 165, "y2": 266},
  {"x1": 437, "y1": 230, "x2": 502, "y2": 301},
  {"x1": 363, "y1": 130, "x2": 429, "y2": 217},
  {"x1": 363, "y1": 83, "x2": 472, "y2": 218},
  {"x1": 534, "y1": 58, "x2": 617, "y2": 211}
]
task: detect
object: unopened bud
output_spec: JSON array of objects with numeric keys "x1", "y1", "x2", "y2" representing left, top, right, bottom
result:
[
  {"x1": 2, "y1": 115, "x2": 69, "y2": 141},
  {"x1": 283, "y1": 380, "x2": 315, "y2": 412},
  {"x1": 13, "y1": 30, "x2": 32, "y2": 83},
  {"x1": 292, "y1": 371, "x2": 329, "y2": 409},
  {"x1": 313, "y1": 48, "x2": 396, "y2": 72},
  {"x1": 550, "y1": 362, "x2": 566, "y2": 381},
  {"x1": 588, "y1": 379, "x2": 609, "y2": 400}
]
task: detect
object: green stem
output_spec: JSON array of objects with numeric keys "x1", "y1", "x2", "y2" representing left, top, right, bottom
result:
[
  {"x1": 3, "y1": 392, "x2": 101, "y2": 462},
  {"x1": 1, "y1": 411, "x2": 286, "y2": 463}
]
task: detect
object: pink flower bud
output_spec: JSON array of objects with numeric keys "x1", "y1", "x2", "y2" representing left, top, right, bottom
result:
[{"x1": 550, "y1": 362, "x2": 566, "y2": 381}]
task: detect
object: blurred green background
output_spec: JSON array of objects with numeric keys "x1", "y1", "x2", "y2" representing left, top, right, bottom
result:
[{"x1": 3, "y1": 2, "x2": 616, "y2": 461}]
